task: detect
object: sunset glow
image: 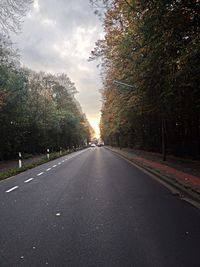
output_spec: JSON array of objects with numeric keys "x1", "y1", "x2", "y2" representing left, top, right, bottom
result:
[{"x1": 89, "y1": 117, "x2": 100, "y2": 138}]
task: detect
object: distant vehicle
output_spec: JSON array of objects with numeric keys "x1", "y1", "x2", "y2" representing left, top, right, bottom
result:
[
  {"x1": 90, "y1": 144, "x2": 96, "y2": 147},
  {"x1": 97, "y1": 143, "x2": 103, "y2": 147},
  {"x1": 97, "y1": 141, "x2": 104, "y2": 147}
]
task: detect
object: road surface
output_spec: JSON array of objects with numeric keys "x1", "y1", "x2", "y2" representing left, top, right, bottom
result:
[{"x1": 0, "y1": 147, "x2": 200, "y2": 267}]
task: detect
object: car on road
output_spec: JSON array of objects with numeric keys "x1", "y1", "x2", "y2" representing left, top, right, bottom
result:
[
  {"x1": 97, "y1": 143, "x2": 103, "y2": 147},
  {"x1": 90, "y1": 144, "x2": 96, "y2": 147}
]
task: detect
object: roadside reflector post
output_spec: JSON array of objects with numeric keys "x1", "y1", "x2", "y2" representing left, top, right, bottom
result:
[
  {"x1": 18, "y1": 152, "x2": 22, "y2": 168},
  {"x1": 60, "y1": 147, "x2": 62, "y2": 156},
  {"x1": 47, "y1": 148, "x2": 50, "y2": 160}
]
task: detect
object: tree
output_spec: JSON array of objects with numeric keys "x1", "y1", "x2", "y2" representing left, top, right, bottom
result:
[
  {"x1": 0, "y1": 0, "x2": 33, "y2": 35},
  {"x1": 91, "y1": 0, "x2": 200, "y2": 158},
  {"x1": 0, "y1": 0, "x2": 93, "y2": 159}
]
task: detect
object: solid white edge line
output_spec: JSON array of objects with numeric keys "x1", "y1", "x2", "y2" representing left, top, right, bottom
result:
[
  {"x1": 24, "y1": 178, "x2": 34, "y2": 183},
  {"x1": 37, "y1": 172, "x2": 44, "y2": 176},
  {"x1": 6, "y1": 186, "x2": 19, "y2": 193}
]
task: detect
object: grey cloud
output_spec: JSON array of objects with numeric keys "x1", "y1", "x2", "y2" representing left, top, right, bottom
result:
[
  {"x1": 39, "y1": 0, "x2": 98, "y2": 29},
  {"x1": 11, "y1": 0, "x2": 104, "y2": 130}
]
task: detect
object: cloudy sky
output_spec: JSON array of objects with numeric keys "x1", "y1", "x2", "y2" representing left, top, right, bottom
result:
[{"x1": 12, "y1": 0, "x2": 104, "y2": 137}]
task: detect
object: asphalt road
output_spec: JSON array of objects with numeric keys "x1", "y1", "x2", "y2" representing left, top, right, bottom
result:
[{"x1": 0, "y1": 147, "x2": 200, "y2": 267}]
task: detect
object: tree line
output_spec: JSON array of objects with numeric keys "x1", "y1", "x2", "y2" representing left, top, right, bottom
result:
[
  {"x1": 0, "y1": 41, "x2": 93, "y2": 159},
  {"x1": 90, "y1": 0, "x2": 200, "y2": 159},
  {"x1": 0, "y1": 41, "x2": 93, "y2": 160},
  {"x1": 0, "y1": 1, "x2": 94, "y2": 160}
]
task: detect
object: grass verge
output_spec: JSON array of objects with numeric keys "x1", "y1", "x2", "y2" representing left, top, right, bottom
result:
[{"x1": 0, "y1": 147, "x2": 87, "y2": 182}]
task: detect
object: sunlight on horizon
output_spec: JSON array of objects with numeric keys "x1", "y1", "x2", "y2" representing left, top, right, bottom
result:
[{"x1": 89, "y1": 117, "x2": 100, "y2": 139}]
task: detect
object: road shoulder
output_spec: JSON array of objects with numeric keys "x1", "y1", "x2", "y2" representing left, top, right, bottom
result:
[{"x1": 106, "y1": 147, "x2": 200, "y2": 208}]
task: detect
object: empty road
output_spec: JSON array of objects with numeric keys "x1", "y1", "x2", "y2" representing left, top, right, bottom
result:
[{"x1": 0, "y1": 147, "x2": 200, "y2": 267}]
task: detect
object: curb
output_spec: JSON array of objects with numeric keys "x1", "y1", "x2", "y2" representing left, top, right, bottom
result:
[{"x1": 106, "y1": 147, "x2": 200, "y2": 208}]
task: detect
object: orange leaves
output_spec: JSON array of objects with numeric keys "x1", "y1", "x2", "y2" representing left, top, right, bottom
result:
[{"x1": 92, "y1": 0, "x2": 146, "y2": 141}]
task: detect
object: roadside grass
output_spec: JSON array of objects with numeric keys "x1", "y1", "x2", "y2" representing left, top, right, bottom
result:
[{"x1": 0, "y1": 147, "x2": 87, "y2": 182}]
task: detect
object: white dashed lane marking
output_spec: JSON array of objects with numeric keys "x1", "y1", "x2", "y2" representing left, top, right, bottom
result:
[
  {"x1": 2, "y1": 150, "x2": 89, "y2": 194},
  {"x1": 24, "y1": 178, "x2": 34, "y2": 183},
  {"x1": 6, "y1": 186, "x2": 19, "y2": 193},
  {"x1": 37, "y1": 172, "x2": 44, "y2": 176}
]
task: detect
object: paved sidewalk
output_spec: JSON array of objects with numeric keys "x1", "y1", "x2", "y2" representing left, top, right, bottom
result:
[{"x1": 106, "y1": 147, "x2": 200, "y2": 199}]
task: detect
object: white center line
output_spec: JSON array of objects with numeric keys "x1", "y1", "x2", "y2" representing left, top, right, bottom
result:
[
  {"x1": 52, "y1": 165, "x2": 57, "y2": 168},
  {"x1": 24, "y1": 178, "x2": 34, "y2": 183},
  {"x1": 46, "y1": 168, "x2": 51, "y2": 171},
  {"x1": 62, "y1": 160, "x2": 65, "y2": 163},
  {"x1": 37, "y1": 172, "x2": 44, "y2": 176},
  {"x1": 58, "y1": 162, "x2": 61, "y2": 165},
  {"x1": 6, "y1": 186, "x2": 19, "y2": 193}
]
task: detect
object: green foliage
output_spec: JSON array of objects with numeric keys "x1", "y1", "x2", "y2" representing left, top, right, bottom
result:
[
  {"x1": 0, "y1": 1, "x2": 93, "y2": 160},
  {"x1": 0, "y1": 44, "x2": 92, "y2": 159},
  {"x1": 93, "y1": 0, "x2": 200, "y2": 158},
  {"x1": 0, "y1": 146, "x2": 87, "y2": 181}
]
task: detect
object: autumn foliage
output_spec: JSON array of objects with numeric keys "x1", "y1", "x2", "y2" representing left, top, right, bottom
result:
[{"x1": 91, "y1": 0, "x2": 200, "y2": 158}]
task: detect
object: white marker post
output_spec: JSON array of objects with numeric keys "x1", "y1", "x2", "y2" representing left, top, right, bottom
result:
[
  {"x1": 60, "y1": 147, "x2": 62, "y2": 156},
  {"x1": 18, "y1": 152, "x2": 22, "y2": 168},
  {"x1": 47, "y1": 148, "x2": 50, "y2": 160}
]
